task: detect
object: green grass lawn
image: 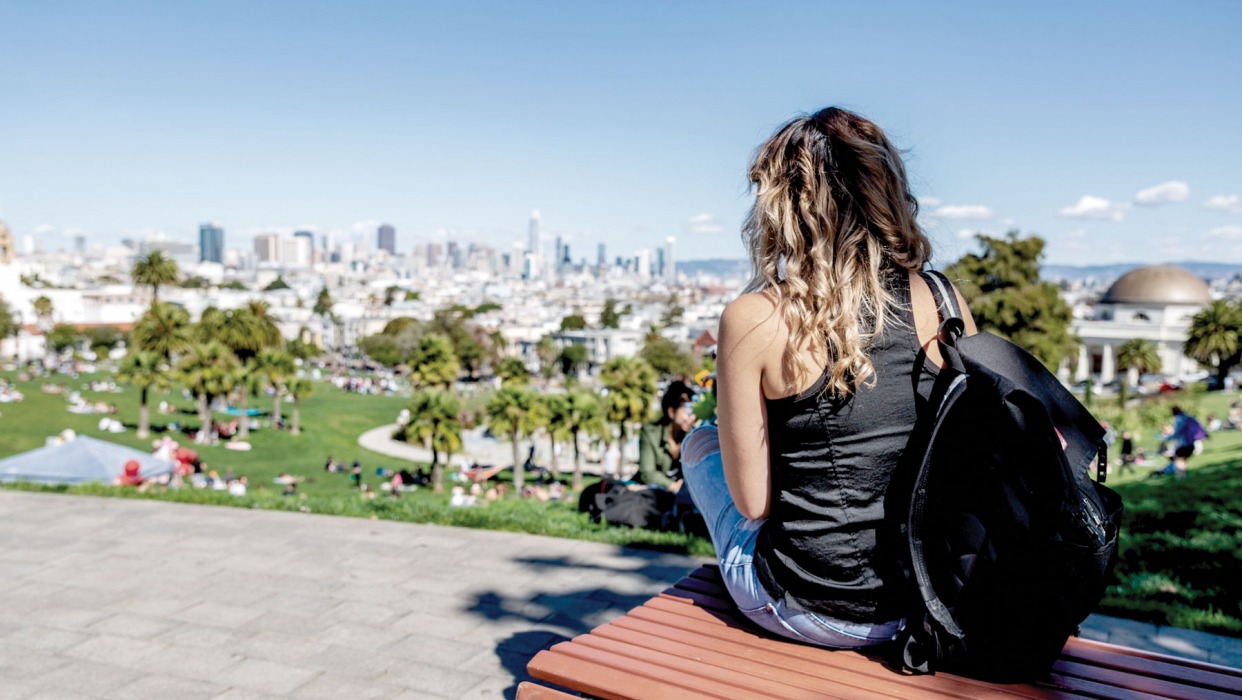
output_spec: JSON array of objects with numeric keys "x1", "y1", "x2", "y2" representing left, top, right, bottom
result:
[{"x1": 0, "y1": 367, "x2": 716, "y2": 557}]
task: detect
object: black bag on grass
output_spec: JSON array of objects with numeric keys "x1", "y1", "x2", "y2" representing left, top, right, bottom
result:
[{"x1": 898, "y1": 271, "x2": 1123, "y2": 681}]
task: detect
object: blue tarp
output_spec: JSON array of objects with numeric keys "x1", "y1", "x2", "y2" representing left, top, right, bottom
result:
[{"x1": 0, "y1": 435, "x2": 174, "y2": 485}]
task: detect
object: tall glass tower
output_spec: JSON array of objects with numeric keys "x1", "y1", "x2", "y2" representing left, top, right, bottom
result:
[{"x1": 199, "y1": 223, "x2": 224, "y2": 264}]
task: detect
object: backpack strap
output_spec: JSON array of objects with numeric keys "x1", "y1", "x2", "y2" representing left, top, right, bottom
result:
[{"x1": 918, "y1": 270, "x2": 967, "y2": 371}]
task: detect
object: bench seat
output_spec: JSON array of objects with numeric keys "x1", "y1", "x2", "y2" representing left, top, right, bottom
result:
[{"x1": 518, "y1": 565, "x2": 1242, "y2": 699}]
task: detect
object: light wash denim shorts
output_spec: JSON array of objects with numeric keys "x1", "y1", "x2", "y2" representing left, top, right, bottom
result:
[{"x1": 681, "y1": 425, "x2": 904, "y2": 648}]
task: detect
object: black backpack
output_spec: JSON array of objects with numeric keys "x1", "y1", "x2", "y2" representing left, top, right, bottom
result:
[{"x1": 898, "y1": 271, "x2": 1124, "y2": 681}]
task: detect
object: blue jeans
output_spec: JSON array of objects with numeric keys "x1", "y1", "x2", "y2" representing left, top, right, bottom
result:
[{"x1": 680, "y1": 425, "x2": 904, "y2": 648}]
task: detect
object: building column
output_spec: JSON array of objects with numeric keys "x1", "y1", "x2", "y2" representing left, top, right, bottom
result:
[
  {"x1": 1101, "y1": 343, "x2": 1115, "y2": 383},
  {"x1": 1075, "y1": 344, "x2": 1090, "y2": 382}
]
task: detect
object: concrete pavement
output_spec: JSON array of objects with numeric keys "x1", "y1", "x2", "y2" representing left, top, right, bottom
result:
[{"x1": 1, "y1": 489, "x2": 1239, "y2": 700}]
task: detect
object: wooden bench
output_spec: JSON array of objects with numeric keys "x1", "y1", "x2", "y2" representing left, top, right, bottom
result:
[{"x1": 517, "y1": 564, "x2": 1242, "y2": 699}]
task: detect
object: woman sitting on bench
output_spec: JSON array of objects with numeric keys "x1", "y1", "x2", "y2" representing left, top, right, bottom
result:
[{"x1": 682, "y1": 107, "x2": 977, "y2": 650}]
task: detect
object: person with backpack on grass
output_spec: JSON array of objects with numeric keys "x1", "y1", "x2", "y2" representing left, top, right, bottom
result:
[{"x1": 680, "y1": 107, "x2": 977, "y2": 650}]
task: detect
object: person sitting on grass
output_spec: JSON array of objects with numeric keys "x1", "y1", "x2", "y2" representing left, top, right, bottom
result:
[{"x1": 635, "y1": 380, "x2": 697, "y2": 492}]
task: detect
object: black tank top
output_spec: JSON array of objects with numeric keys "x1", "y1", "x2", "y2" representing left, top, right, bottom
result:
[{"x1": 753, "y1": 273, "x2": 937, "y2": 623}]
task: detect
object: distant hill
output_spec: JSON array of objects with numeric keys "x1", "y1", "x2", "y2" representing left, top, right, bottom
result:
[
  {"x1": 678, "y1": 259, "x2": 1242, "y2": 287},
  {"x1": 677, "y1": 258, "x2": 751, "y2": 279},
  {"x1": 1042, "y1": 262, "x2": 1242, "y2": 285}
]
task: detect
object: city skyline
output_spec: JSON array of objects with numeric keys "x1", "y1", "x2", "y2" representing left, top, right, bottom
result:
[{"x1": 1, "y1": 3, "x2": 1239, "y2": 265}]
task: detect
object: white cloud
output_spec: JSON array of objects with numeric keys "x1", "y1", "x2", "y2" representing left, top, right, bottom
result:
[
  {"x1": 918, "y1": 196, "x2": 942, "y2": 208},
  {"x1": 1058, "y1": 195, "x2": 1128, "y2": 221},
  {"x1": 1134, "y1": 180, "x2": 1190, "y2": 206},
  {"x1": 1204, "y1": 225, "x2": 1242, "y2": 239},
  {"x1": 956, "y1": 229, "x2": 979, "y2": 240},
  {"x1": 685, "y1": 212, "x2": 722, "y2": 235},
  {"x1": 934, "y1": 204, "x2": 993, "y2": 220},
  {"x1": 1204, "y1": 194, "x2": 1242, "y2": 214}
]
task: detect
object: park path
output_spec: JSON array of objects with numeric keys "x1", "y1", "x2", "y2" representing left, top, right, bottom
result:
[
  {"x1": 0, "y1": 490, "x2": 703, "y2": 699},
  {"x1": 1, "y1": 490, "x2": 1239, "y2": 700}
]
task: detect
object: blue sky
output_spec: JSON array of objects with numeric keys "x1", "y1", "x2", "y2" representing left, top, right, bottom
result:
[{"x1": 0, "y1": 1, "x2": 1239, "y2": 264}]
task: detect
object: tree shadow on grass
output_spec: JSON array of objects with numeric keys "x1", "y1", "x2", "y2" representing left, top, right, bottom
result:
[{"x1": 463, "y1": 549, "x2": 704, "y2": 699}]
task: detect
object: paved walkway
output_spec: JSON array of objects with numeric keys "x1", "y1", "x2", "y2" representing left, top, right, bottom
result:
[{"x1": 1, "y1": 491, "x2": 1239, "y2": 700}]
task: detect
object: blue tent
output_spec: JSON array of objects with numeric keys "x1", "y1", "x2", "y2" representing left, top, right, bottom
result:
[{"x1": 0, "y1": 435, "x2": 174, "y2": 485}]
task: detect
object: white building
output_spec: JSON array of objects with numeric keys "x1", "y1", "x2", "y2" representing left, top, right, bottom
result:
[{"x1": 1069, "y1": 265, "x2": 1210, "y2": 383}]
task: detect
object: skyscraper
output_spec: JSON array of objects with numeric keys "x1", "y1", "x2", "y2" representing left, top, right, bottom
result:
[
  {"x1": 664, "y1": 237, "x2": 676, "y2": 282},
  {"x1": 199, "y1": 223, "x2": 224, "y2": 264},
  {"x1": 597, "y1": 243, "x2": 606, "y2": 268},
  {"x1": 378, "y1": 224, "x2": 396, "y2": 255},
  {"x1": 526, "y1": 210, "x2": 541, "y2": 280},
  {"x1": 254, "y1": 234, "x2": 280, "y2": 263}
]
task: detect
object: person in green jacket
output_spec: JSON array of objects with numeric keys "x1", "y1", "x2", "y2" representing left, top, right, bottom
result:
[{"x1": 636, "y1": 380, "x2": 697, "y2": 491}]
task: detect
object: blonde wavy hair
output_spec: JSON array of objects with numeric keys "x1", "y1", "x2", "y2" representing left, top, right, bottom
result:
[{"x1": 742, "y1": 107, "x2": 932, "y2": 395}]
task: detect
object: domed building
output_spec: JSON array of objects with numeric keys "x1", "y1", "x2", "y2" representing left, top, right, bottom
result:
[{"x1": 1069, "y1": 264, "x2": 1211, "y2": 383}]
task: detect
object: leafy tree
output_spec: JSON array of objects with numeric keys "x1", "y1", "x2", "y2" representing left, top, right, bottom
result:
[
  {"x1": 945, "y1": 231, "x2": 1077, "y2": 369},
  {"x1": 0, "y1": 296, "x2": 17, "y2": 359},
  {"x1": 254, "y1": 348, "x2": 296, "y2": 425},
  {"x1": 383, "y1": 285, "x2": 401, "y2": 307},
  {"x1": 359, "y1": 334, "x2": 404, "y2": 367},
  {"x1": 32, "y1": 295, "x2": 53, "y2": 329},
  {"x1": 496, "y1": 357, "x2": 531, "y2": 386},
  {"x1": 409, "y1": 334, "x2": 459, "y2": 390},
  {"x1": 286, "y1": 335, "x2": 322, "y2": 361},
  {"x1": 599, "y1": 298, "x2": 623, "y2": 329},
  {"x1": 404, "y1": 290, "x2": 421, "y2": 302},
  {"x1": 1185, "y1": 300, "x2": 1242, "y2": 386},
  {"x1": 558, "y1": 344, "x2": 589, "y2": 379},
  {"x1": 313, "y1": 286, "x2": 334, "y2": 318},
  {"x1": 180, "y1": 276, "x2": 210, "y2": 289},
  {"x1": 285, "y1": 377, "x2": 313, "y2": 436},
  {"x1": 600, "y1": 356, "x2": 658, "y2": 461},
  {"x1": 83, "y1": 326, "x2": 125, "y2": 361},
  {"x1": 46, "y1": 324, "x2": 81, "y2": 355},
  {"x1": 560, "y1": 314, "x2": 587, "y2": 331},
  {"x1": 660, "y1": 297, "x2": 685, "y2": 328},
  {"x1": 474, "y1": 302, "x2": 501, "y2": 315},
  {"x1": 484, "y1": 386, "x2": 539, "y2": 492},
  {"x1": 131, "y1": 302, "x2": 193, "y2": 360},
  {"x1": 131, "y1": 250, "x2": 181, "y2": 302},
  {"x1": 218, "y1": 280, "x2": 248, "y2": 291},
  {"x1": 117, "y1": 351, "x2": 169, "y2": 439},
  {"x1": 640, "y1": 336, "x2": 695, "y2": 378},
  {"x1": 400, "y1": 390, "x2": 463, "y2": 492},
  {"x1": 1116, "y1": 338, "x2": 1162, "y2": 406},
  {"x1": 263, "y1": 276, "x2": 291, "y2": 292},
  {"x1": 562, "y1": 390, "x2": 607, "y2": 491},
  {"x1": 178, "y1": 342, "x2": 240, "y2": 431}
]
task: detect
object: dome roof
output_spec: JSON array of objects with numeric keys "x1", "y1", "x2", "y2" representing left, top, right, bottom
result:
[{"x1": 1100, "y1": 265, "x2": 1211, "y2": 306}]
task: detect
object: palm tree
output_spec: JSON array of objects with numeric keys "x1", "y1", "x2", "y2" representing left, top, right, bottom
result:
[
  {"x1": 600, "y1": 356, "x2": 658, "y2": 470},
  {"x1": 539, "y1": 394, "x2": 573, "y2": 481},
  {"x1": 254, "y1": 349, "x2": 296, "y2": 425},
  {"x1": 233, "y1": 361, "x2": 266, "y2": 441},
  {"x1": 563, "y1": 389, "x2": 607, "y2": 491},
  {"x1": 131, "y1": 302, "x2": 193, "y2": 360},
  {"x1": 285, "y1": 376, "x2": 313, "y2": 436},
  {"x1": 401, "y1": 389, "x2": 463, "y2": 492},
  {"x1": 1115, "y1": 339, "x2": 1162, "y2": 406},
  {"x1": 116, "y1": 351, "x2": 169, "y2": 439},
  {"x1": 1185, "y1": 300, "x2": 1242, "y2": 386},
  {"x1": 198, "y1": 304, "x2": 282, "y2": 364},
  {"x1": 178, "y1": 342, "x2": 240, "y2": 432},
  {"x1": 496, "y1": 357, "x2": 530, "y2": 386},
  {"x1": 131, "y1": 250, "x2": 181, "y2": 303},
  {"x1": 0, "y1": 296, "x2": 17, "y2": 361},
  {"x1": 245, "y1": 300, "x2": 284, "y2": 348},
  {"x1": 409, "y1": 334, "x2": 460, "y2": 390},
  {"x1": 484, "y1": 386, "x2": 538, "y2": 492}
]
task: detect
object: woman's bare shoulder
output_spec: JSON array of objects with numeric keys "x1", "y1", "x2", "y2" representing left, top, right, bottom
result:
[{"x1": 721, "y1": 291, "x2": 781, "y2": 336}]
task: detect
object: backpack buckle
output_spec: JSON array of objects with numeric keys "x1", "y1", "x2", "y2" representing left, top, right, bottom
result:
[{"x1": 937, "y1": 318, "x2": 965, "y2": 347}]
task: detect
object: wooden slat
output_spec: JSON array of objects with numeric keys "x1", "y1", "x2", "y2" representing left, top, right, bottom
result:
[
  {"x1": 1051, "y1": 659, "x2": 1241, "y2": 700},
  {"x1": 515, "y1": 681, "x2": 580, "y2": 699},
  {"x1": 1063, "y1": 637, "x2": 1242, "y2": 684},
  {"x1": 601, "y1": 615, "x2": 1010, "y2": 700},
  {"x1": 573, "y1": 633, "x2": 874, "y2": 700},
  {"x1": 630, "y1": 598, "x2": 1081, "y2": 700},
  {"x1": 527, "y1": 646, "x2": 725, "y2": 700}
]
